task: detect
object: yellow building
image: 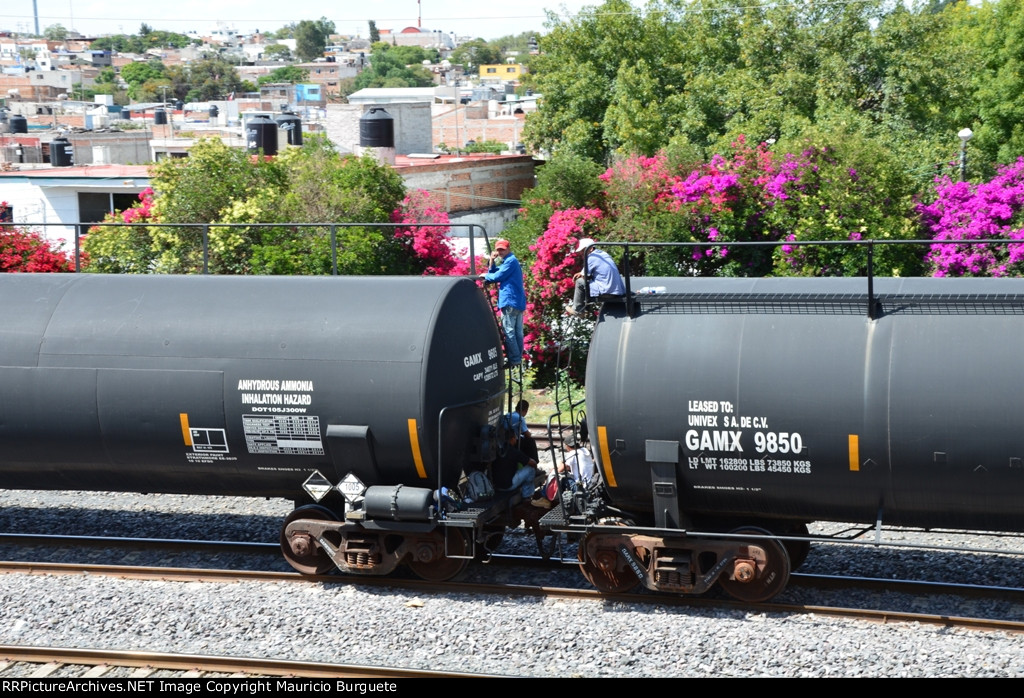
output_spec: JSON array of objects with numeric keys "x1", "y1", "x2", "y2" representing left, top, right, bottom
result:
[{"x1": 477, "y1": 64, "x2": 526, "y2": 83}]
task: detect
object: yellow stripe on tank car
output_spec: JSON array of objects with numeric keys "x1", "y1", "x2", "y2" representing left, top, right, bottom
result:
[
  {"x1": 848, "y1": 434, "x2": 860, "y2": 472},
  {"x1": 407, "y1": 418, "x2": 428, "y2": 479},
  {"x1": 597, "y1": 425, "x2": 618, "y2": 487},
  {"x1": 180, "y1": 413, "x2": 192, "y2": 446}
]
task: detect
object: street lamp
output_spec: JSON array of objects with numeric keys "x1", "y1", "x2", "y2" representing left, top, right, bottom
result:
[{"x1": 958, "y1": 127, "x2": 973, "y2": 182}]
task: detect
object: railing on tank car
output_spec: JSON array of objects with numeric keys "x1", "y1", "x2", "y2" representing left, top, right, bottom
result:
[
  {"x1": 597, "y1": 238, "x2": 1024, "y2": 320},
  {"x1": 21, "y1": 221, "x2": 497, "y2": 276}
]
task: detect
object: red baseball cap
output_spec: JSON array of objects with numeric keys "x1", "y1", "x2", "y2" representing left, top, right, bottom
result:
[{"x1": 494, "y1": 239, "x2": 511, "y2": 251}]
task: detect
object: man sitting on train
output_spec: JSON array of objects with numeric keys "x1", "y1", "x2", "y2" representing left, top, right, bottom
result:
[
  {"x1": 558, "y1": 434, "x2": 597, "y2": 489},
  {"x1": 504, "y1": 399, "x2": 539, "y2": 463},
  {"x1": 492, "y1": 429, "x2": 542, "y2": 500},
  {"x1": 566, "y1": 238, "x2": 626, "y2": 316}
]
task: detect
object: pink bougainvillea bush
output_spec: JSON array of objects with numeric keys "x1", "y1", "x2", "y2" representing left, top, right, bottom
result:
[
  {"x1": 525, "y1": 207, "x2": 604, "y2": 375},
  {"x1": 919, "y1": 158, "x2": 1024, "y2": 277},
  {"x1": 0, "y1": 204, "x2": 77, "y2": 272}
]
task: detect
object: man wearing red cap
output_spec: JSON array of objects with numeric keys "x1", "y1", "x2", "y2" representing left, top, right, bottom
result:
[{"x1": 481, "y1": 238, "x2": 526, "y2": 367}]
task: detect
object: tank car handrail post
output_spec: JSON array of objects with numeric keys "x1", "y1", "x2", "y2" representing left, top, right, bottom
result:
[
  {"x1": 74, "y1": 224, "x2": 82, "y2": 272},
  {"x1": 330, "y1": 225, "x2": 338, "y2": 276},
  {"x1": 622, "y1": 243, "x2": 635, "y2": 317},
  {"x1": 866, "y1": 241, "x2": 875, "y2": 320},
  {"x1": 202, "y1": 224, "x2": 209, "y2": 275},
  {"x1": 468, "y1": 224, "x2": 479, "y2": 276}
]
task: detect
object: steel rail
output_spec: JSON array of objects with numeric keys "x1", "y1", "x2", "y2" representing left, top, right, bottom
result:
[{"x1": 0, "y1": 645, "x2": 492, "y2": 678}]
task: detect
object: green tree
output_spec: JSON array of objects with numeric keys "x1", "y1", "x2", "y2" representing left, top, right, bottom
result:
[
  {"x1": 524, "y1": 0, "x2": 977, "y2": 177},
  {"x1": 121, "y1": 59, "x2": 166, "y2": 86},
  {"x1": 522, "y1": 0, "x2": 673, "y2": 161},
  {"x1": 83, "y1": 136, "x2": 414, "y2": 276},
  {"x1": 958, "y1": 0, "x2": 1024, "y2": 175},
  {"x1": 450, "y1": 38, "x2": 503, "y2": 69},
  {"x1": 43, "y1": 24, "x2": 68, "y2": 41},
  {"x1": 135, "y1": 139, "x2": 287, "y2": 272},
  {"x1": 369, "y1": 20, "x2": 380, "y2": 43},
  {"x1": 184, "y1": 56, "x2": 245, "y2": 102},
  {"x1": 257, "y1": 136, "x2": 409, "y2": 274},
  {"x1": 354, "y1": 44, "x2": 435, "y2": 89},
  {"x1": 294, "y1": 17, "x2": 335, "y2": 62},
  {"x1": 258, "y1": 66, "x2": 309, "y2": 85},
  {"x1": 263, "y1": 43, "x2": 292, "y2": 61}
]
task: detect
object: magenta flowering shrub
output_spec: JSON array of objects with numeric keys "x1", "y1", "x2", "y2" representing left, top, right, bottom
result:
[
  {"x1": 121, "y1": 188, "x2": 156, "y2": 224},
  {"x1": 391, "y1": 189, "x2": 464, "y2": 275},
  {"x1": 667, "y1": 137, "x2": 781, "y2": 276},
  {"x1": 764, "y1": 142, "x2": 922, "y2": 277},
  {"x1": 526, "y1": 207, "x2": 604, "y2": 374},
  {"x1": 919, "y1": 158, "x2": 1024, "y2": 277},
  {"x1": 0, "y1": 207, "x2": 76, "y2": 272}
]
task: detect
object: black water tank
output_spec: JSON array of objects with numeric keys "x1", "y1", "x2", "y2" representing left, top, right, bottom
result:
[
  {"x1": 209, "y1": 104, "x2": 219, "y2": 118},
  {"x1": 246, "y1": 116, "x2": 278, "y2": 156},
  {"x1": 174, "y1": 100, "x2": 184, "y2": 111},
  {"x1": 153, "y1": 108, "x2": 167, "y2": 125},
  {"x1": 120, "y1": 108, "x2": 131, "y2": 120},
  {"x1": 274, "y1": 112, "x2": 303, "y2": 146},
  {"x1": 359, "y1": 107, "x2": 394, "y2": 148},
  {"x1": 9, "y1": 115, "x2": 27, "y2": 134},
  {"x1": 50, "y1": 137, "x2": 74, "y2": 167}
]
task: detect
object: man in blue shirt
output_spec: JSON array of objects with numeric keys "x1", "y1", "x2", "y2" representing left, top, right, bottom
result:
[
  {"x1": 567, "y1": 237, "x2": 625, "y2": 315},
  {"x1": 481, "y1": 238, "x2": 526, "y2": 366},
  {"x1": 504, "y1": 398, "x2": 538, "y2": 462}
]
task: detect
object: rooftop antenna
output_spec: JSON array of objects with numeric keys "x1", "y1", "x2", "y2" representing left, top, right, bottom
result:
[{"x1": 418, "y1": 0, "x2": 422, "y2": 28}]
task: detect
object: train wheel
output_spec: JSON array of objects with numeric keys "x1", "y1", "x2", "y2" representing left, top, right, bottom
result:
[
  {"x1": 279, "y1": 504, "x2": 340, "y2": 576},
  {"x1": 578, "y1": 522, "x2": 640, "y2": 593},
  {"x1": 408, "y1": 529, "x2": 470, "y2": 582},
  {"x1": 718, "y1": 527, "x2": 791, "y2": 603},
  {"x1": 777, "y1": 523, "x2": 811, "y2": 571}
]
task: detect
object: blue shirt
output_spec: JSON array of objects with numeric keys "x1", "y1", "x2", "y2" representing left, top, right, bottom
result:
[
  {"x1": 504, "y1": 411, "x2": 527, "y2": 436},
  {"x1": 483, "y1": 252, "x2": 527, "y2": 311},
  {"x1": 586, "y1": 248, "x2": 625, "y2": 296}
]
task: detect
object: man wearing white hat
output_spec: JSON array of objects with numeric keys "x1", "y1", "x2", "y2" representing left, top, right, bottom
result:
[{"x1": 567, "y1": 238, "x2": 625, "y2": 316}]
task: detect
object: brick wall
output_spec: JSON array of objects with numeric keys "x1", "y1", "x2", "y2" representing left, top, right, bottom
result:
[
  {"x1": 432, "y1": 107, "x2": 526, "y2": 150},
  {"x1": 400, "y1": 155, "x2": 536, "y2": 213}
]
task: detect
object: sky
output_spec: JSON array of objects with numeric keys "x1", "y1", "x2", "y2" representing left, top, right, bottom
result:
[{"x1": 2, "y1": 1, "x2": 603, "y2": 40}]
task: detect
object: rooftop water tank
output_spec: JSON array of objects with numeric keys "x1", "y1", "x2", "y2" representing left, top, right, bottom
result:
[
  {"x1": 274, "y1": 112, "x2": 303, "y2": 147},
  {"x1": 246, "y1": 116, "x2": 278, "y2": 156},
  {"x1": 359, "y1": 107, "x2": 394, "y2": 148},
  {"x1": 50, "y1": 137, "x2": 74, "y2": 167}
]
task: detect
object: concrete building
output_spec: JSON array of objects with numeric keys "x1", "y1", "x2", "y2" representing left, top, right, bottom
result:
[
  {"x1": 478, "y1": 64, "x2": 526, "y2": 83},
  {"x1": 323, "y1": 102, "x2": 433, "y2": 155}
]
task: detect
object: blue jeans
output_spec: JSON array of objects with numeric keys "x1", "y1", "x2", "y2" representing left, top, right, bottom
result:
[
  {"x1": 511, "y1": 466, "x2": 537, "y2": 497},
  {"x1": 501, "y1": 307, "x2": 524, "y2": 366}
]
